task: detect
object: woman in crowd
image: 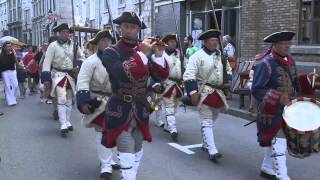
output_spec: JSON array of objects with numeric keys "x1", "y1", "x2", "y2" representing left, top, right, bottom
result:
[{"x1": 0, "y1": 42, "x2": 19, "y2": 106}]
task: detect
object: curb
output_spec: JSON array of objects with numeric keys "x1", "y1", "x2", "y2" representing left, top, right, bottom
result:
[{"x1": 222, "y1": 106, "x2": 256, "y2": 122}]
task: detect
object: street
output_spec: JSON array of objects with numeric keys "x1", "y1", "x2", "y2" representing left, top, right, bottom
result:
[{"x1": 0, "y1": 96, "x2": 319, "y2": 180}]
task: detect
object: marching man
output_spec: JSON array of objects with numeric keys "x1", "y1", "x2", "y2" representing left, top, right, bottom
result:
[
  {"x1": 41, "y1": 23, "x2": 84, "y2": 136},
  {"x1": 152, "y1": 34, "x2": 183, "y2": 141},
  {"x1": 76, "y1": 30, "x2": 119, "y2": 180},
  {"x1": 251, "y1": 31, "x2": 316, "y2": 180},
  {"x1": 183, "y1": 29, "x2": 228, "y2": 162},
  {"x1": 101, "y1": 12, "x2": 169, "y2": 180}
]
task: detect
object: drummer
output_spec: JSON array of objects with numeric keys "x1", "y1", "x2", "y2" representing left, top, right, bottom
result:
[{"x1": 251, "y1": 31, "x2": 315, "y2": 180}]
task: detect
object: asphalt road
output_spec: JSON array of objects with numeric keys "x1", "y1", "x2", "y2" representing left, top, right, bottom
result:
[{"x1": 0, "y1": 95, "x2": 319, "y2": 180}]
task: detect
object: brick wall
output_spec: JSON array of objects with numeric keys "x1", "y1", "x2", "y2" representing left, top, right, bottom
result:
[{"x1": 240, "y1": 0, "x2": 299, "y2": 58}]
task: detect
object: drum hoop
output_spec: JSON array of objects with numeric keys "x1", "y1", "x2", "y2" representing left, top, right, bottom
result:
[{"x1": 283, "y1": 97, "x2": 320, "y2": 133}]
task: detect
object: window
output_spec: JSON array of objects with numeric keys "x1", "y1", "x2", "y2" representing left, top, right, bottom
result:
[
  {"x1": 89, "y1": 0, "x2": 95, "y2": 20},
  {"x1": 18, "y1": 6, "x2": 21, "y2": 20},
  {"x1": 25, "y1": 9, "x2": 30, "y2": 23},
  {"x1": 13, "y1": 8, "x2": 16, "y2": 21},
  {"x1": 33, "y1": 4, "x2": 36, "y2": 16},
  {"x1": 132, "y1": 0, "x2": 144, "y2": 4},
  {"x1": 299, "y1": 0, "x2": 320, "y2": 45},
  {"x1": 118, "y1": 0, "x2": 126, "y2": 8}
]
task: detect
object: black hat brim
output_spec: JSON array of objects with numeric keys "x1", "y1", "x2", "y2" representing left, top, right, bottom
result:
[
  {"x1": 263, "y1": 31, "x2": 295, "y2": 43},
  {"x1": 89, "y1": 30, "x2": 114, "y2": 45},
  {"x1": 198, "y1": 29, "x2": 221, "y2": 40},
  {"x1": 161, "y1": 34, "x2": 177, "y2": 43},
  {"x1": 52, "y1": 23, "x2": 73, "y2": 33},
  {"x1": 113, "y1": 12, "x2": 147, "y2": 29}
]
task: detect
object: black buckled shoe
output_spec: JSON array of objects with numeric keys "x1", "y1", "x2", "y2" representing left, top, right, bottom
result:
[
  {"x1": 60, "y1": 128, "x2": 68, "y2": 137},
  {"x1": 68, "y1": 126, "x2": 73, "y2": 131},
  {"x1": 111, "y1": 164, "x2": 121, "y2": 170},
  {"x1": 100, "y1": 172, "x2": 112, "y2": 180},
  {"x1": 260, "y1": 171, "x2": 277, "y2": 180},
  {"x1": 209, "y1": 152, "x2": 223, "y2": 163},
  {"x1": 170, "y1": 132, "x2": 178, "y2": 141}
]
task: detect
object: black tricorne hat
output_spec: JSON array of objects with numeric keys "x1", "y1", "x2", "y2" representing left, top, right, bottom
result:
[
  {"x1": 161, "y1": 34, "x2": 177, "y2": 43},
  {"x1": 263, "y1": 31, "x2": 295, "y2": 43},
  {"x1": 113, "y1": 12, "x2": 147, "y2": 29},
  {"x1": 88, "y1": 29, "x2": 114, "y2": 45},
  {"x1": 198, "y1": 29, "x2": 221, "y2": 40},
  {"x1": 52, "y1": 23, "x2": 73, "y2": 33}
]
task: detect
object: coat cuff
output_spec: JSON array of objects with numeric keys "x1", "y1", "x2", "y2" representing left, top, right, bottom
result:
[
  {"x1": 263, "y1": 89, "x2": 282, "y2": 115},
  {"x1": 298, "y1": 74, "x2": 315, "y2": 95},
  {"x1": 151, "y1": 54, "x2": 165, "y2": 67},
  {"x1": 149, "y1": 59, "x2": 169, "y2": 81},
  {"x1": 41, "y1": 71, "x2": 51, "y2": 83},
  {"x1": 184, "y1": 80, "x2": 198, "y2": 96},
  {"x1": 76, "y1": 90, "x2": 91, "y2": 113}
]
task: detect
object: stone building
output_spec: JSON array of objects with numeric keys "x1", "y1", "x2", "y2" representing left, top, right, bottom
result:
[
  {"x1": 7, "y1": 0, "x2": 23, "y2": 40},
  {"x1": 31, "y1": 0, "x2": 76, "y2": 46},
  {"x1": 0, "y1": 0, "x2": 9, "y2": 37}
]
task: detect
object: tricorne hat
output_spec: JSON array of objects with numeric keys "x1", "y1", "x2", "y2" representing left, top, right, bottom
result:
[
  {"x1": 52, "y1": 23, "x2": 73, "y2": 33},
  {"x1": 198, "y1": 29, "x2": 221, "y2": 40},
  {"x1": 113, "y1": 12, "x2": 146, "y2": 29},
  {"x1": 263, "y1": 31, "x2": 295, "y2": 43},
  {"x1": 88, "y1": 29, "x2": 114, "y2": 45}
]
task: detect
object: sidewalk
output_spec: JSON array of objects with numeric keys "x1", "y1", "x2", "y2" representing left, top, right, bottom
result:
[{"x1": 223, "y1": 93, "x2": 256, "y2": 121}]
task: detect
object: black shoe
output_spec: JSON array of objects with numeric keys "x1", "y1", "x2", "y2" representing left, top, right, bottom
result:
[
  {"x1": 209, "y1": 153, "x2": 223, "y2": 163},
  {"x1": 201, "y1": 147, "x2": 208, "y2": 152},
  {"x1": 260, "y1": 171, "x2": 277, "y2": 180},
  {"x1": 170, "y1": 132, "x2": 178, "y2": 141},
  {"x1": 61, "y1": 128, "x2": 68, "y2": 136},
  {"x1": 0, "y1": 112, "x2": 3, "y2": 116},
  {"x1": 111, "y1": 164, "x2": 121, "y2": 170},
  {"x1": 100, "y1": 172, "x2": 112, "y2": 180},
  {"x1": 68, "y1": 126, "x2": 73, "y2": 131},
  {"x1": 159, "y1": 123, "x2": 165, "y2": 128}
]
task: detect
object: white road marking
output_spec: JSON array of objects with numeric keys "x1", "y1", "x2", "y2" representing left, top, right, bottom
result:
[
  {"x1": 184, "y1": 144, "x2": 203, "y2": 149},
  {"x1": 168, "y1": 143, "x2": 203, "y2": 155}
]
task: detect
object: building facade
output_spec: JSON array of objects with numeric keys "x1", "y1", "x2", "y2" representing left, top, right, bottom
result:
[
  {"x1": 7, "y1": 0, "x2": 23, "y2": 40},
  {"x1": 0, "y1": 0, "x2": 8, "y2": 37},
  {"x1": 31, "y1": 0, "x2": 75, "y2": 46},
  {"x1": 241, "y1": 0, "x2": 320, "y2": 71},
  {"x1": 22, "y1": 0, "x2": 32, "y2": 44},
  {"x1": 155, "y1": 0, "x2": 240, "y2": 50}
]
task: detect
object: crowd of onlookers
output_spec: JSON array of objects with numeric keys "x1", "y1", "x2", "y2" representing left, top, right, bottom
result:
[{"x1": 0, "y1": 39, "x2": 57, "y2": 115}]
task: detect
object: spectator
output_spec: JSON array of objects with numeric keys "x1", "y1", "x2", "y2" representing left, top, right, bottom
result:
[
  {"x1": 184, "y1": 35, "x2": 198, "y2": 68},
  {"x1": 0, "y1": 42, "x2": 19, "y2": 106},
  {"x1": 16, "y1": 55, "x2": 27, "y2": 99},
  {"x1": 23, "y1": 45, "x2": 39, "y2": 95},
  {"x1": 222, "y1": 35, "x2": 237, "y2": 72}
]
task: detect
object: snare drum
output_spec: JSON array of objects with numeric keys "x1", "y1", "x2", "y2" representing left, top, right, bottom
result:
[{"x1": 282, "y1": 97, "x2": 320, "y2": 158}]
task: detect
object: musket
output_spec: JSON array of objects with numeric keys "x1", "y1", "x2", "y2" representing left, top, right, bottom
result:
[
  {"x1": 170, "y1": 0, "x2": 185, "y2": 79},
  {"x1": 170, "y1": 0, "x2": 186, "y2": 111},
  {"x1": 71, "y1": 0, "x2": 78, "y2": 69},
  {"x1": 105, "y1": 0, "x2": 118, "y2": 43},
  {"x1": 209, "y1": 0, "x2": 229, "y2": 84}
]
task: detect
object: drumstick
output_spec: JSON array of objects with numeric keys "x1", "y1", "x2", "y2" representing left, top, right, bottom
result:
[{"x1": 312, "y1": 68, "x2": 316, "y2": 88}]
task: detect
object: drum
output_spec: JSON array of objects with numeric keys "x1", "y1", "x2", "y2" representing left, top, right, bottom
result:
[{"x1": 283, "y1": 97, "x2": 320, "y2": 158}]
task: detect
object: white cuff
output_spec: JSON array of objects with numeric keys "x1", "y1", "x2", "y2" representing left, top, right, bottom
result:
[
  {"x1": 189, "y1": 90, "x2": 198, "y2": 95},
  {"x1": 151, "y1": 54, "x2": 165, "y2": 67},
  {"x1": 152, "y1": 83, "x2": 161, "y2": 88},
  {"x1": 137, "y1": 51, "x2": 149, "y2": 65}
]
